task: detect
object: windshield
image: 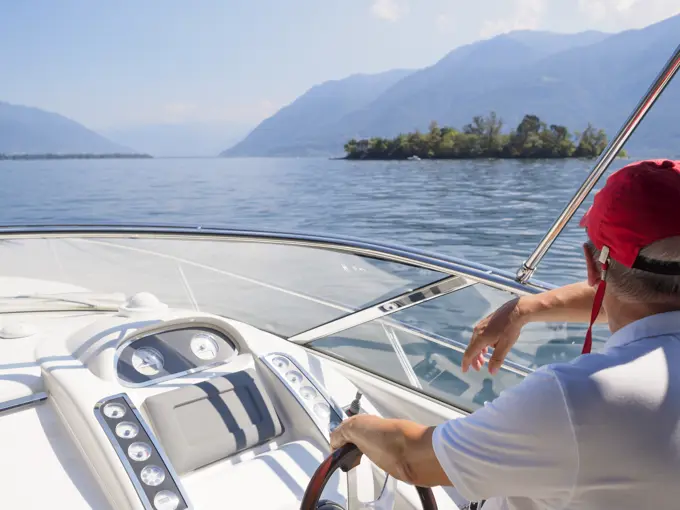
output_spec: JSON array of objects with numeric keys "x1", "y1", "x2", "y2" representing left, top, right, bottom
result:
[
  {"x1": 0, "y1": 235, "x2": 448, "y2": 337},
  {"x1": 1, "y1": 231, "x2": 610, "y2": 411}
]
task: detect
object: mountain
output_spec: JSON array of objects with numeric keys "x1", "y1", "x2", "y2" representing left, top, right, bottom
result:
[
  {"x1": 0, "y1": 102, "x2": 134, "y2": 154},
  {"x1": 105, "y1": 122, "x2": 251, "y2": 157},
  {"x1": 221, "y1": 69, "x2": 413, "y2": 157},
  {"x1": 222, "y1": 15, "x2": 680, "y2": 157}
]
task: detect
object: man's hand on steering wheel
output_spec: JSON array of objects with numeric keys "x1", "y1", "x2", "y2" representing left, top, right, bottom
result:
[{"x1": 329, "y1": 416, "x2": 363, "y2": 467}]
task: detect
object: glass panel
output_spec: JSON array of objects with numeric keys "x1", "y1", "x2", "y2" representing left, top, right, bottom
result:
[
  {"x1": 0, "y1": 236, "x2": 446, "y2": 337},
  {"x1": 312, "y1": 283, "x2": 609, "y2": 411}
]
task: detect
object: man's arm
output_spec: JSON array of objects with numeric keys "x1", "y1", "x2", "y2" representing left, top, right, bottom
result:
[
  {"x1": 516, "y1": 280, "x2": 607, "y2": 323},
  {"x1": 329, "y1": 414, "x2": 451, "y2": 487},
  {"x1": 463, "y1": 281, "x2": 606, "y2": 374},
  {"x1": 329, "y1": 369, "x2": 578, "y2": 504}
]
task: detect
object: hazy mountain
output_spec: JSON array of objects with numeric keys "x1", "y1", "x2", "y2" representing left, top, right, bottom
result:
[
  {"x1": 105, "y1": 122, "x2": 251, "y2": 157},
  {"x1": 221, "y1": 69, "x2": 413, "y2": 157},
  {"x1": 0, "y1": 102, "x2": 133, "y2": 154},
  {"x1": 222, "y1": 15, "x2": 680, "y2": 157}
]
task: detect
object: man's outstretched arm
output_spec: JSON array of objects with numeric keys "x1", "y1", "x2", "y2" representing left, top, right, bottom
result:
[{"x1": 329, "y1": 414, "x2": 451, "y2": 488}]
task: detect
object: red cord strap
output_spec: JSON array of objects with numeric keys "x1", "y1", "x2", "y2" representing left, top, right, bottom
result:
[{"x1": 582, "y1": 254, "x2": 609, "y2": 355}]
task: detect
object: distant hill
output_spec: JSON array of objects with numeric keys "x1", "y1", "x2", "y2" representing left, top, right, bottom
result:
[
  {"x1": 221, "y1": 15, "x2": 680, "y2": 157},
  {"x1": 0, "y1": 102, "x2": 133, "y2": 154},
  {"x1": 221, "y1": 69, "x2": 413, "y2": 157}
]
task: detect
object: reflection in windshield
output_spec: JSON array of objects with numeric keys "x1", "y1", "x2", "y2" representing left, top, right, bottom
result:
[
  {"x1": 0, "y1": 237, "x2": 446, "y2": 336},
  {"x1": 312, "y1": 283, "x2": 608, "y2": 412}
]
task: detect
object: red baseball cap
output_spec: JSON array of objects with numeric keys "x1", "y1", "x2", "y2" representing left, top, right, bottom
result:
[{"x1": 580, "y1": 159, "x2": 680, "y2": 274}]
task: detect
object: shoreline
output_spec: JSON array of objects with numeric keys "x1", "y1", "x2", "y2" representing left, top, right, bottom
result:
[
  {"x1": 341, "y1": 155, "x2": 604, "y2": 161},
  {"x1": 0, "y1": 153, "x2": 153, "y2": 161}
]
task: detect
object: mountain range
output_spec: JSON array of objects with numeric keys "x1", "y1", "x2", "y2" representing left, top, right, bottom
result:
[
  {"x1": 223, "y1": 14, "x2": 680, "y2": 158},
  {"x1": 0, "y1": 102, "x2": 133, "y2": 154}
]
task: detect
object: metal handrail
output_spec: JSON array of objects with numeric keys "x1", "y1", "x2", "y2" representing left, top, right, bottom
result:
[{"x1": 516, "y1": 44, "x2": 680, "y2": 283}]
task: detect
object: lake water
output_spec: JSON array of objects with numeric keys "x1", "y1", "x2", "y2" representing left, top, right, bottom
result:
[{"x1": 0, "y1": 157, "x2": 626, "y2": 286}]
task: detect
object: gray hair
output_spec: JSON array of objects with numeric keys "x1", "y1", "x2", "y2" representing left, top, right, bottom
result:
[{"x1": 586, "y1": 237, "x2": 680, "y2": 304}]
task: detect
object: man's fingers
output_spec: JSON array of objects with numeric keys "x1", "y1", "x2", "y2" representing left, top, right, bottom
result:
[
  {"x1": 463, "y1": 329, "x2": 488, "y2": 371},
  {"x1": 472, "y1": 356, "x2": 483, "y2": 371},
  {"x1": 463, "y1": 330, "x2": 493, "y2": 372},
  {"x1": 330, "y1": 423, "x2": 348, "y2": 450},
  {"x1": 488, "y1": 343, "x2": 511, "y2": 375}
]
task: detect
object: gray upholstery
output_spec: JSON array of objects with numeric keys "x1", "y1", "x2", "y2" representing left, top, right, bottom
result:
[{"x1": 143, "y1": 368, "x2": 282, "y2": 474}]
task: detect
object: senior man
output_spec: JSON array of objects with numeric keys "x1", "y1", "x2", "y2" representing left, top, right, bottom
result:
[{"x1": 330, "y1": 160, "x2": 680, "y2": 509}]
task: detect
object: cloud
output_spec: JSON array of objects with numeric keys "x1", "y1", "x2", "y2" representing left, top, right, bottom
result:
[
  {"x1": 370, "y1": 0, "x2": 407, "y2": 22},
  {"x1": 577, "y1": 0, "x2": 680, "y2": 26},
  {"x1": 479, "y1": 0, "x2": 546, "y2": 38}
]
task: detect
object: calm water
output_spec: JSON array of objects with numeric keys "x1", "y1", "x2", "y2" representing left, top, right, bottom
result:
[{"x1": 0, "y1": 157, "x2": 628, "y2": 286}]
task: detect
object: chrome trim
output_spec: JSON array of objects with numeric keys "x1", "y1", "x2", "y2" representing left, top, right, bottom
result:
[
  {"x1": 0, "y1": 225, "x2": 554, "y2": 295},
  {"x1": 113, "y1": 319, "x2": 239, "y2": 388},
  {"x1": 517, "y1": 43, "x2": 680, "y2": 282},
  {"x1": 289, "y1": 275, "x2": 473, "y2": 343},
  {"x1": 94, "y1": 398, "x2": 153, "y2": 510},
  {"x1": 0, "y1": 391, "x2": 48, "y2": 414},
  {"x1": 260, "y1": 352, "x2": 345, "y2": 441},
  {"x1": 94, "y1": 393, "x2": 191, "y2": 510}
]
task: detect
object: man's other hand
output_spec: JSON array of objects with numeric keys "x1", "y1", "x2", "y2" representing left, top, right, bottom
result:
[{"x1": 462, "y1": 297, "x2": 527, "y2": 375}]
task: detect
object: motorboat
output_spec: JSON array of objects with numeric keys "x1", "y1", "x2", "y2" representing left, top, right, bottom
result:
[{"x1": 0, "y1": 45, "x2": 677, "y2": 510}]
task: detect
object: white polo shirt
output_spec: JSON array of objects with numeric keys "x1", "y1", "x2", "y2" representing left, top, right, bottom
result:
[{"x1": 432, "y1": 310, "x2": 680, "y2": 510}]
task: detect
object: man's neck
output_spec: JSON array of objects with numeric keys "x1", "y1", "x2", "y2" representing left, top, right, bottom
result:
[{"x1": 606, "y1": 299, "x2": 680, "y2": 333}]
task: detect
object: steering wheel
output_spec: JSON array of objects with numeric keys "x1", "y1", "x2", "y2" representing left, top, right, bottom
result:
[{"x1": 300, "y1": 443, "x2": 438, "y2": 510}]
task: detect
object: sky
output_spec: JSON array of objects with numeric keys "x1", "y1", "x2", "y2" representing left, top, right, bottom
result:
[{"x1": 1, "y1": 0, "x2": 679, "y2": 132}]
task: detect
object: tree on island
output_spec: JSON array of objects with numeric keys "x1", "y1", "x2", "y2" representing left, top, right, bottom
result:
[{"x1": 344, "y1": 112, "x2": 626, "y2": 160}]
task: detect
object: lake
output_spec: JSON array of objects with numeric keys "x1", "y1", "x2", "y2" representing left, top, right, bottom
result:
[{"x1": 0, "y1": 157, "x2": 626, "y2": 286}]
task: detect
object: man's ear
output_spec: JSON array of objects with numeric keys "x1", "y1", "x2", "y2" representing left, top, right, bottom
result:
[{"x1": 583, "y1": 243, "x2": 601, "y2": 287}]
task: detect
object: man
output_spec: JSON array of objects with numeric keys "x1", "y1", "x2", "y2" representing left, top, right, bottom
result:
[{"x1": 330, "y1": 160, "x2": 680, "y2": 509}]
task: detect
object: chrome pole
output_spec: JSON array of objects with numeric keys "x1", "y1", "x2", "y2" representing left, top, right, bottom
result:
[{"x1": 516, "y1": 44, "x2": 680, "y2": 283}]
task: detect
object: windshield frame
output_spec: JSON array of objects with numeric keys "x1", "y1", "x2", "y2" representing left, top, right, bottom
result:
[{"x1": 0, "y1": 224, "x2": 554, "y2": 291}]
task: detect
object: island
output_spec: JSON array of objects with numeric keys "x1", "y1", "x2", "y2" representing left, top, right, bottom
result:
[
  {"x1": 0, "y1": 153, "x2": 153, "y2": 161},
  {"x1": 344, "y1": 113, "x2": 626, "y2": 160}
]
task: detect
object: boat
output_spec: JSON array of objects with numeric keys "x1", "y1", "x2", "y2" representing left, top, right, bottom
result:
[
  {"x1": 407, "y1": 155, "x2": 421, "y2": 161},
  {"x1": 0, "y1": 45, "x2": 678, "y2": 510}
]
